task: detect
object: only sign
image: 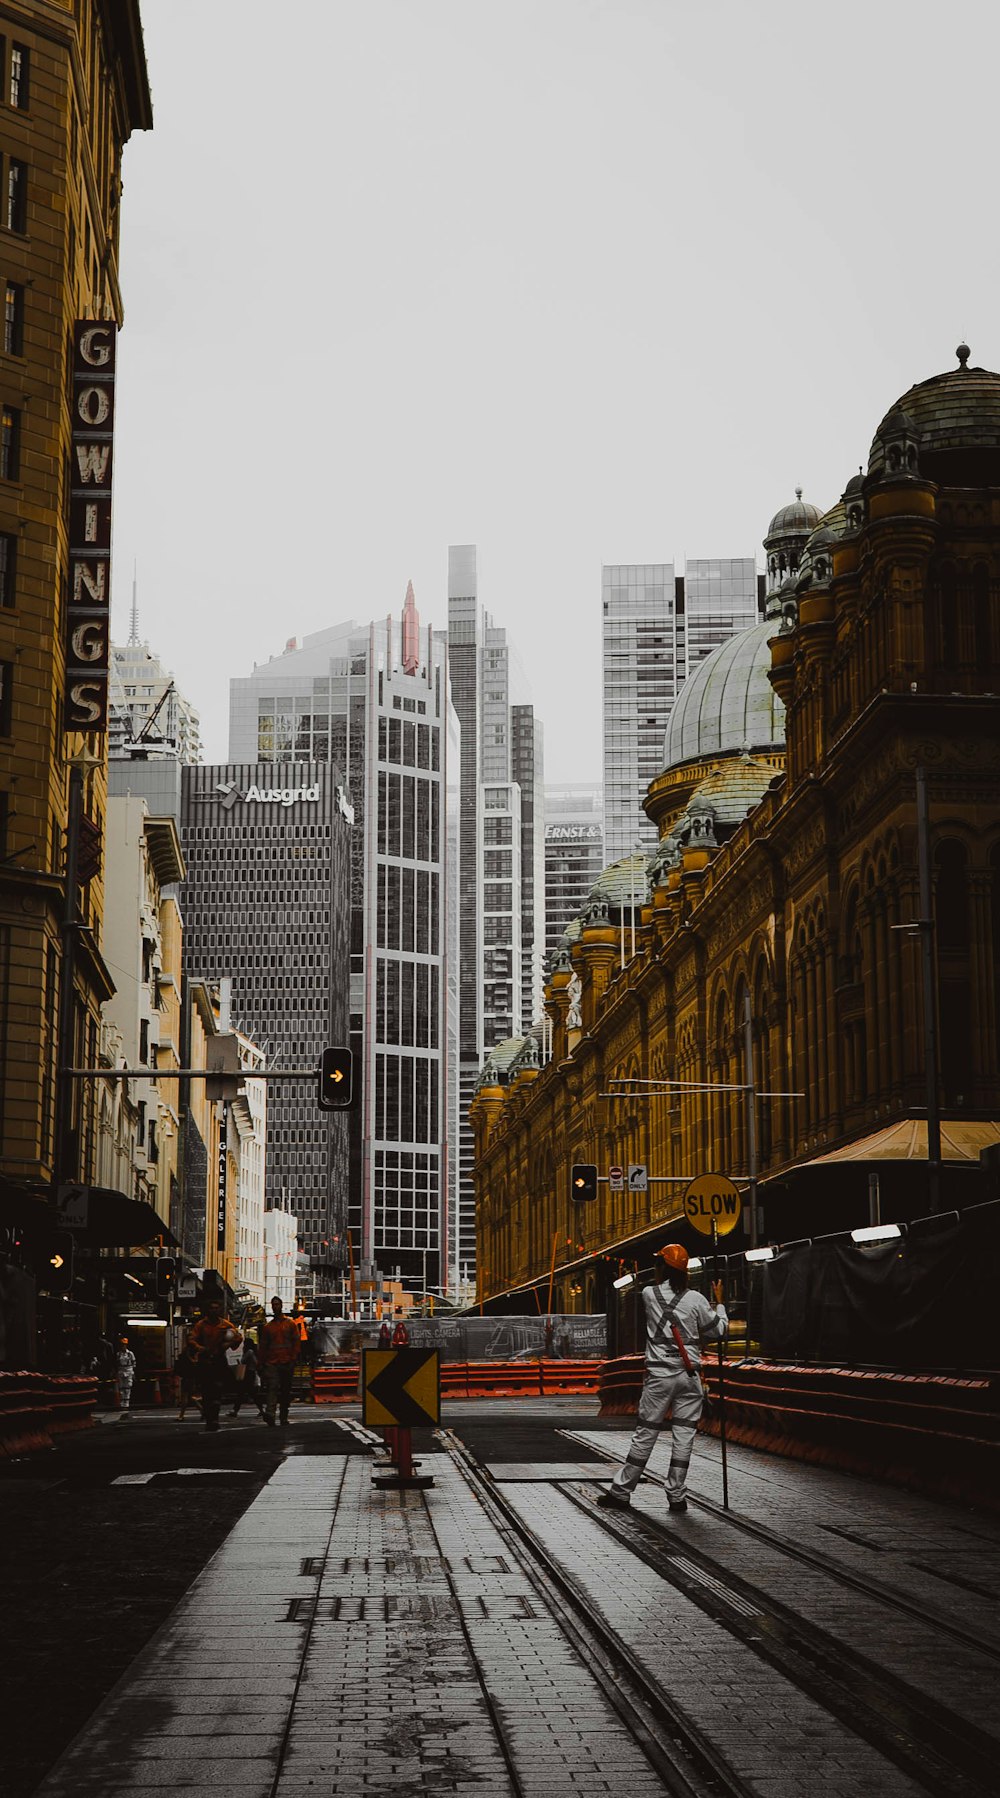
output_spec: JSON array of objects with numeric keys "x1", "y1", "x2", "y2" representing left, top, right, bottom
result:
[{"x1": 682, "y1": 1173, "x2": 742, "y2": 1237}]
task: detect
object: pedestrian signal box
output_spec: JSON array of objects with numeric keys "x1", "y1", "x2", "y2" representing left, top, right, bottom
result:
[
  {"x1": 155, "y1": 1257, "x2": 177, "y2": 1297},
  {"x1": 318, "y1": 1046, "x2": 354, "y2": 1110},
  {"x1": 39, "y1": 1231, "x2": 75, "y2": 1294},
  {"x1": 571, "y1": 1163, "x2": 599, "y2": 1203}
]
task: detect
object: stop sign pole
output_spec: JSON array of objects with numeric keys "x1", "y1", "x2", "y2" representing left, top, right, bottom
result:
[{"x1": 712, "y1": 1219, "x2": 729, "y2": 1511}]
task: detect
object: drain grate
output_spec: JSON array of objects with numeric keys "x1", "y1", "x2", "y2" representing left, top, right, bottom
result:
[
  {"x1": 286, "y1": 1592, "x2": 533, "y2": 1622},
  {"x1": 666, "y1": 1555, "x2": 763, "y2": 1621},
  {"x1": 287, "y1": 1595, "x2": 458, "y2": 1621}
]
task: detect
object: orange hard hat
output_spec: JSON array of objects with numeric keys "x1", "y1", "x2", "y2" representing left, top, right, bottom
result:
[{"x1": 657, "y1": 1243, "x2": 689, "y2": 1272}]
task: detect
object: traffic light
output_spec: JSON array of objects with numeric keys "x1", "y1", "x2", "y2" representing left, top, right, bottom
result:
[
  {"x1": 318, "y1": 1045, "x2": 353, "y2": 1110},
  {"x1": 155, "y1": 1257, "x2": 177, "y2": 1298},
  {"x1": 571, "y1": 1163, "x2": 599, "y2": 1203},
  {"x1": 39, "y1": 1231, "x2": 75, "y2": 1294}
]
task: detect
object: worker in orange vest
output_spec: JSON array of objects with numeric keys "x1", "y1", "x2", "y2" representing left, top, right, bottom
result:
[{"x1": 258, "y1": 1296, "x2": 301, "y2": 1428}]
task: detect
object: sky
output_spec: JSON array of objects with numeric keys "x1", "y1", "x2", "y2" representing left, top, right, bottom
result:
[{"x1": 110, "y1": 0, "x2": 1000, "y2": 782}]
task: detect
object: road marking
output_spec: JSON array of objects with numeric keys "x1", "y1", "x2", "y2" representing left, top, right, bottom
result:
[{"x1": 112, "y1": 1468, "x2": 253, "y2": 1485}]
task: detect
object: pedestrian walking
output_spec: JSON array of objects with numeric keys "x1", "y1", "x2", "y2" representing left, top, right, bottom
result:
[
  {"x1": 174, "y1": 1342, "x2": 201, "y2": 1420},
  {"x1": 186, "y1": 1300, "x2": 242, "y2": 1431},
  {"x1": 258, "y1": 1296, "x2": 300, "y2": 1427},
  {"x1": 598, "y1": 1243, "x2": 727, "y2": 1514},
  {"x1": 116, "y1": 1338, "x2": 136, "y2": 1416},
  {"x1": 232, "y1": 1339, "x2": 264, "y2": 1417}
]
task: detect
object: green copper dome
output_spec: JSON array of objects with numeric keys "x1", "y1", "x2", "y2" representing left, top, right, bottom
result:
[{"x1": 663, "y1": 620, "x2": 785, "y2": 771}]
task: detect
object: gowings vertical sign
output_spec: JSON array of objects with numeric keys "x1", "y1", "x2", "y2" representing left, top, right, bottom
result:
[{"x1": 65, "y1": 322, "x2": 116, "y2": 732}]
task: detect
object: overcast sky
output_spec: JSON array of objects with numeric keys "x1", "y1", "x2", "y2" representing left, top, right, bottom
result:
[{"x1": 110, "y1": 0, "x2": 1000, "y2": 782}]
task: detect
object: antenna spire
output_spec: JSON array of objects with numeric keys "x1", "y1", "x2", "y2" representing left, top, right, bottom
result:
[{"x1": 128, "y1": 562, "x2": 140, "y2": 645}]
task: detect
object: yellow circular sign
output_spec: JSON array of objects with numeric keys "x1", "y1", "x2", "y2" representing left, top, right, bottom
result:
[{"x1": 682, "y1": 1173, "x2": 743, "y2": 1237}]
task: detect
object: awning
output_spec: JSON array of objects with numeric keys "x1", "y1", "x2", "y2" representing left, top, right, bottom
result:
[
  {"x1": 798, "y1": 1119, "x2": 1000, "y2": 1167},
  {"x1": 59, "y1": 1186, "x2": 179, "y2": 1247}
]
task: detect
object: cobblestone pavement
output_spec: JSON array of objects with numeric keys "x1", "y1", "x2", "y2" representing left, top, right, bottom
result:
[
  {"x1": 36, "y1": 1453, "x2": 665, "y2": 1797},
  {"x1": 31, "y1": 1411, "x2": 1000, "y2": 1797}
]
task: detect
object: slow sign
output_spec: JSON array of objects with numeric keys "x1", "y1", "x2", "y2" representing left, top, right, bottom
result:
[{"x1": 682, "y1": 1173, "x2": 742, "y2": 1237}]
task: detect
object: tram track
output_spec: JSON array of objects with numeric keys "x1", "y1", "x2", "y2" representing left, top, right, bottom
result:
[
  {"x1": 558, "y1": 1425, "x2": 1000, "y2": 1664},
  {"x1": 558, "y1": 1482, "x2": 996, "y2": 1798},
  {"x1": 436, "y1": 1427, "x2": 759, "y2": 1798},
  {"x1": 436, "y1": 1424, "x2": 999, "y2": 1798}
]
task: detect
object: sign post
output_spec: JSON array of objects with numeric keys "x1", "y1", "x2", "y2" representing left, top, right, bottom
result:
[
  {"x1": 711, "y1": 1220, "x2": 729, "y2": 1512},
  {"x1": 363, "y1": 1348, "x2": 440, "y2": 1491},
  {"x1": 683, "y1": 1173, "x2": 740, "y2": 1512}
]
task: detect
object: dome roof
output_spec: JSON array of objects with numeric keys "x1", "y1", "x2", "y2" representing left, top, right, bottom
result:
[
  {"x1": 663, "y1": 619, "x2": 785, "y2": 771},
  {"x1": 765, "y1": 490, "x2": 824, "y2": 542},
  {"x1": 589, "y1": 851, "x2": 650, "y2": 912},
  {"x1": 868, "y1": 350, "x2": 1000, "y2": 474},
  {"x1": 678, "y1": 759, "x2": 778, "y2": 829}
]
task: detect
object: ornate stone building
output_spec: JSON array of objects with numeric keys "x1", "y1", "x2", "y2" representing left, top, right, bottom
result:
[
  {"x1": 472, "y1": 350, "x2": 1000, "y2": 1314},
  {"x1": 0, "y1": 5, "x2": 150, "y2": 1197}
]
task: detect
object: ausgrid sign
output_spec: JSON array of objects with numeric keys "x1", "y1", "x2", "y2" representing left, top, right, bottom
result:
[{"x1": 244, "y1": 783, "x2": 320, "y2": 806}]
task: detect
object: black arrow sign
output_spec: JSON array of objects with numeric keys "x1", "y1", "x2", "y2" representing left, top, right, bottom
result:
[{"x1": 363, "y1": 1348, "x2": 440, "y2": 1428}]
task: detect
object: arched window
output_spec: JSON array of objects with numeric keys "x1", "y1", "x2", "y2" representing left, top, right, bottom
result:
[
  {"x1": 991, "y1": 843, "x2": 1000, "y2": 1062},
  {"x1": 938, "y1": 562, "x2": 958, "y2": 667},
  {"x1": 935, "y1": 839, "x2": 968, "y2": 950},
  {"x1": 935, "y1": 839, "x2": 973, "y2": 1105},
  {"x1": 972, "y1": 564, "x2": 992, "y2": 669}
]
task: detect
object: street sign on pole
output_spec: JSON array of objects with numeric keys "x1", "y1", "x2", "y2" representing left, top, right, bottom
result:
[
  {"x1": 628, "y1": 1163, "x2": 648, "y2": 1192},
  {"x1": 57, "y1": 1183, "x2": 90, "y2": 1229},
  {"x1": 683, "y1": 1172, "x2": 742, "y2": 1237},
  {"x1": 362, "y1": 1348, "x2": 441, "y2": 1429},
  {"x1": 608, "y1": 1164, "x2": 624, "y2": 1192}
]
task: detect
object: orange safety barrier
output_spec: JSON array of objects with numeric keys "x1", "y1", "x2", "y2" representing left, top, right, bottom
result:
[
  {"x1": 597, "y1": 1355, "x2": 1000, "y2": 1510},
  {"x1": 0, "y1": 1371, "x2": 97, "y2": 1458},
  {"x1": 312, "y1": 1357, "x2": 603, "y2": 1403}
]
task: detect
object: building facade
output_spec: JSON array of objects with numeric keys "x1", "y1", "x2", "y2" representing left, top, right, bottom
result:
[
  {"x1": 0, "y1": 6, "x2": 150, "y2": 1230},
  {"x1": 544, "y1": 783, "x2": 604, "y2": 962},
  {"x1": 475, "y1": 352, "x2": 1000, "y2": 1312},
  {"x1": 110, "y1": 637, "x2": 203, "y2": 763},
  {"x1": 228, "y1": 596, "x2": 460, "y2": 1296},
  {"x1": 446, "y1": 546, "x2": 544, "y2": 1292},
  {"x1": 180, "y1": 763, "x2": 352, "y2": 1266},
  {"x1": 602, "y1": 558, "x2": 761, "y2": 861},
  {"x1": 101, "y1": 794, "x2": 185, "y2": 1226}
]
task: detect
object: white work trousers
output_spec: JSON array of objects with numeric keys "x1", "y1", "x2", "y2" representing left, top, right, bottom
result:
[{"x1": 610, "y1": 1365, "x2": 704, "y2": 1503}]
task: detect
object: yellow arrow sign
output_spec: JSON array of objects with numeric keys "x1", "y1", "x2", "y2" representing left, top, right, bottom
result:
[
  {"x1": 362, "y1": 1348, "x2": 441, "y2": 1427},
  {"x1": 682, "y1": 1173, "x2": 742, "y2": 1238}
]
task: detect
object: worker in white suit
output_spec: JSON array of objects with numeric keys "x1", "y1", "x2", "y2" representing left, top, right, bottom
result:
[{"x1": 599, "y1": 1242, "x2": 727, "y2": 1514}]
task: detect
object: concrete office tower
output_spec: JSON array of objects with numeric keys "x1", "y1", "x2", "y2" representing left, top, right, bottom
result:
[
  {"x1": 180, "y1": 764, "x2": 352, "y2": 1265},
  {"x1": 447, "y1": 546, "x2": 545, "y2": 1292},
  {"x1": 602, "y1": 559, "x2": 761, "y2": 861},
  {"x1": 544, "y1": 783, "x2": 604, "y2": 959},
  {"x1": 110, "y1": 638, "x2": 203, "y2": 763},
  {"x1": 228, "y1": 600, "x2": 460, "y2": 1298},
  {"x1": 512, "y1": 705, "x2": 545, "y2": 1030}
]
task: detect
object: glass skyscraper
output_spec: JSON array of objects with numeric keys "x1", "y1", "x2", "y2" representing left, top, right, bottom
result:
[
  {"x1": 602, "y1": 558, "x2": 761, "y2": 861},
  {"x1": 228, "y1": 598, "x2": 460, "y2": 1295},
  {"x1": 447, "y1": 546, "x2": 544, "y2": 1294}
]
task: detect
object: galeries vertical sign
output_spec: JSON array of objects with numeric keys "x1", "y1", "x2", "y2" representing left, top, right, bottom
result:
[
  {"x1": 216, "y1": 1110, "x2": 228, "y2": 1252},
  {"x1": 65, "y1": 322, "x2": 116, "y2": 732}
]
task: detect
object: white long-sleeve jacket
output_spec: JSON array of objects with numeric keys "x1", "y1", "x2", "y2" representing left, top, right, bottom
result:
[{"x1": 642, "y1": 1281, "x2": 727, "y2": 1371}]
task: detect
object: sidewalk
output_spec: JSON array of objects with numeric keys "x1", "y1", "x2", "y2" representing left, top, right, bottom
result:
[{"x1": 36, "y1": 1447, "x2": 663, "y2": 1798}]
